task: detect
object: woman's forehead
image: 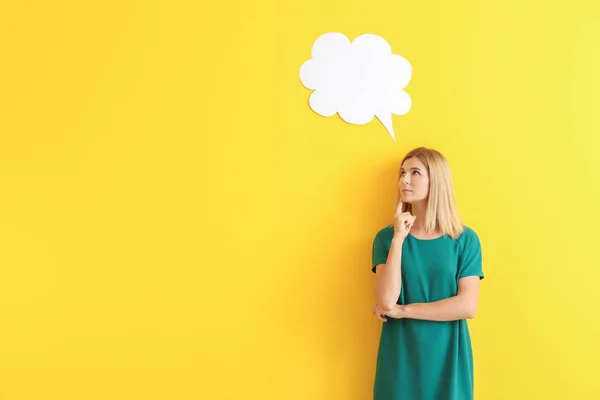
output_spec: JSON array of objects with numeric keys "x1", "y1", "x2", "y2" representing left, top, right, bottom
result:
[{"x1": 401, "y1": 157, "x2": 426, "y2": 170}]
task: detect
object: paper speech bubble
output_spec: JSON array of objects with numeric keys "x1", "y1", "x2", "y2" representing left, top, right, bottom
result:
[{"x1": 300, "y1": 32, "x2": 412, "y2": 141}]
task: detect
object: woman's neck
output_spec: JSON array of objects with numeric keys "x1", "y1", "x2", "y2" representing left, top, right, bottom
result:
[
  {"x1": 409, "y1": 201, "x2": 427, "y2": 230},
  {"x1": 409, "y1": 201, "x2": 441, "y2": 237}
]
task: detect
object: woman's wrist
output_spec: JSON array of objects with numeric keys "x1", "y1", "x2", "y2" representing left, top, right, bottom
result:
[
  {"x1": 390, "y1": 304, "x2": 408, "y2": 319},
  {"x1": 392, "y1": 235, "x2": 405, "y2": 243},
  {"x1": 397, "y1": 304, "x2": 408, "y2": 318}
]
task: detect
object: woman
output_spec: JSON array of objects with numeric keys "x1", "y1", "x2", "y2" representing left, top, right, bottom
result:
[{"x1": 371, "y1": 146, "x2": 483, "y2": 400}]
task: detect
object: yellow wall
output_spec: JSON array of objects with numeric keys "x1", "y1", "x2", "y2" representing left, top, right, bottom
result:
[{"x1": 1, "y1": 1, "x2": 599, "y2": 399}]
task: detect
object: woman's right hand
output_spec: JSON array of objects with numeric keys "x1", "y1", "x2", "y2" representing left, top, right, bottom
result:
[{"x1": 393, "y1": 201, "x2": 415, "y2": 239}]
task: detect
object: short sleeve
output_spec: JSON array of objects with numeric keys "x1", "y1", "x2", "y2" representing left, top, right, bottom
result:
[
  {"x1": 372, "y1": 229, "x2": 390, "y2": 273},
  {"x1": 457, "y1": 228, "x2": 484, "y2": 280}
]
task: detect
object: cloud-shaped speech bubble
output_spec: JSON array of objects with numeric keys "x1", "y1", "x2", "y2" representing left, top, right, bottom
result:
[{"x1": 299, "y1": 32, "x2": 412, "y2": 141}]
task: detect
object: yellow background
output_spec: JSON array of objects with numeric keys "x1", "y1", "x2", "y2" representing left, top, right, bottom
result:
[{"x1": 1, "y1": 1, "x2": 599, "y2": 399}]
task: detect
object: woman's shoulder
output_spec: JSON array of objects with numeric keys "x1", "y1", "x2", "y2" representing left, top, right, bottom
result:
[
  {"x1": 459, "y1": 225, "x2": 478, "y2": 237},
  {"x1": 456, "y1": 225, "x2": 481, "y2": 247},
  {"x1": 374, "y1": 224, "x2": 395, "y2": 241}
]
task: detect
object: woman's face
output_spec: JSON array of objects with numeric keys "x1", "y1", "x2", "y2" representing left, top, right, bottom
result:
[{"x1": 399, "y1": 157, "x2": 430, "y2": 204}]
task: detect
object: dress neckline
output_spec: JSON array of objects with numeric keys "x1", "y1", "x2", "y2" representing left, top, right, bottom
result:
[{"x1": 408, "y1": 231, "x2": 446, "y2": 241}]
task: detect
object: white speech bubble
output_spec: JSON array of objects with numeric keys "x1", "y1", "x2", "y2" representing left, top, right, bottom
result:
[{"x1": 299, "y1": 32, "x2": 412, "y2": 141}]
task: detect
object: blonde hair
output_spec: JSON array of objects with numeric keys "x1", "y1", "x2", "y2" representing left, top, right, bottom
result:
[{"x1": 397, "y1": 147, "x2": 464, "y2": 239}]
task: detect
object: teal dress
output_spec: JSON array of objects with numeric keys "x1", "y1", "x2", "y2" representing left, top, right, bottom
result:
[{"x1": 371, "y1": 225, "x2": 484, "y2": 400}]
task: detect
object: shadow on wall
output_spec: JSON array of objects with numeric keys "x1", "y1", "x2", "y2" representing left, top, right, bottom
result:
[{"x1": 268, "y1": 157, "x2": 401, "y2": 398}]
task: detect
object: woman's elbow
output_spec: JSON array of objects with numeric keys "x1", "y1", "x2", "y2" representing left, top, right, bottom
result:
[
  {"x1": 465, "y1": 304, "x2": 477, "y2": 319},
  {"x1": 380, "y1": 301, "x2": 397, "y2": 312},
  {"x1": 374, "y1": 295, "x2": 396, "y2": 312},
  {"x1": 374, "y1": 294, "x2": 397, "y2": 312},
  {"x1": 374, "y1": 289, "x2": 400, "y2": 312}
]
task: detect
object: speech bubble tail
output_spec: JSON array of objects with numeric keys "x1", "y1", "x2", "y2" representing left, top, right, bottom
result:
[{"x1": 376, "y1": 113, "x2": 396, "y2": 141}]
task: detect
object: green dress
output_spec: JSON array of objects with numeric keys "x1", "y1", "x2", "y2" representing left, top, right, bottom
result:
[{"x1": 371, "y1": 225, "x2": 483, "y2": 400}]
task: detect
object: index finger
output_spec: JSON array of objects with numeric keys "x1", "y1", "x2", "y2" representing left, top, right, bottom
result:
[{"x1": 396, "y1": 200, "x2": 404, "y2": 214}]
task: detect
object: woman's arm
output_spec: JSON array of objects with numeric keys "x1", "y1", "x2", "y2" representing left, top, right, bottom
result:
[
  {"x1": 390, "y1": 276, "x2": 481, "y2": 321},
  {"x1": 373, "y1": 235, "x2": 405, "y2": 311}
]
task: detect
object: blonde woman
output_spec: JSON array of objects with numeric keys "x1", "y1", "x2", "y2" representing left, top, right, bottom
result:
[{"x1": 372, "y1": 147, "x2": 484, "y2": 400}]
